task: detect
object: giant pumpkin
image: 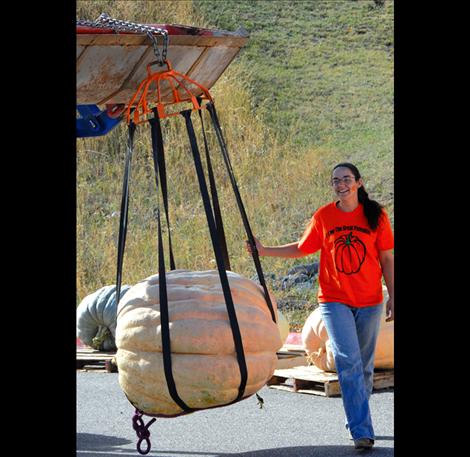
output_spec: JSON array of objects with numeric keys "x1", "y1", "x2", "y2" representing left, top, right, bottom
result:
[
  {"x1": 277, "y1": 309, "x2": 290, "y2": 345},
  {"x1": 301, "y1": 288, "x2": 394, "y2": 371},
  {"x1": 115, "y1": 269, "x2": 283, "y2": 417}
]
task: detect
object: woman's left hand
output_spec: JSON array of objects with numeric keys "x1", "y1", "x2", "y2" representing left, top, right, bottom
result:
[{"x1": 385, "y1": 296, "x2": 394, "y2": 322}]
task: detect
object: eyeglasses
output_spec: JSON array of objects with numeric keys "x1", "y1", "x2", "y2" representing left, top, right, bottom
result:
[{"x1": 331, "y1": 176, "x2": 356, "y2": 186}]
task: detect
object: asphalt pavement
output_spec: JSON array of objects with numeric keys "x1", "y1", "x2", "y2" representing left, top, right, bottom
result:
[{"x1": 77, "y1": 372, "x2": 394, "y2": 457}]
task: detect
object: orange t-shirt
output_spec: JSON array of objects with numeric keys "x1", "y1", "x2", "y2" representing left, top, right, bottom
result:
[{"x1": 298, "y1": 201, "x2": 394, "y2": 307}]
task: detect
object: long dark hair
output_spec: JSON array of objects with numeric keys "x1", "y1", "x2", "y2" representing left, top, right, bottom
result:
[{"x1": 333, "y1": 162, "x2": 384, "y2": 231}]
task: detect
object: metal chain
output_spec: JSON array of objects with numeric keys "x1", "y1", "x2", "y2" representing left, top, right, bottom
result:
[{"x1": 77, "y1": 12, "x2": 168, "y2": 64}]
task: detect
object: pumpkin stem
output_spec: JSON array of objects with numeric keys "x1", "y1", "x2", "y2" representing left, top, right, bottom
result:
[
  {"x1": 345, "y1": 232, "x2": 353, "y2": 246},
  {"x1": 91, "y1": 326, "x2": 111, "y2": 351},
  {"x1": 255, "y1": 393, "x2": 265, "y2": 409}
]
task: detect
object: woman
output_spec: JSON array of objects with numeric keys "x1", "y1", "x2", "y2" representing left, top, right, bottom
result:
[{"x1": 247, "y1": 163, "x2": 394, "y2": 450}]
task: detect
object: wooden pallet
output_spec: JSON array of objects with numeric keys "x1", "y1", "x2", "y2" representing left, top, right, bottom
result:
[
  {"x1": 281, "y1": 343, "x2": 305, "y2": 352},
  {"x1": 76, "y1": 348, "x2": 118, "y2": 372},
  {"x1": 276, "y1": 344, "x2": 308, "y2": 369},
  {"x1": 268, "y1": 365, "x2": 394, "y2": 397}
]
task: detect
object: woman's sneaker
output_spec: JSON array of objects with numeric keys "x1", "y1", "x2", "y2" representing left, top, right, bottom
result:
[{"x1": 354, "y1": 438, "x2": 374, "y2": 450}]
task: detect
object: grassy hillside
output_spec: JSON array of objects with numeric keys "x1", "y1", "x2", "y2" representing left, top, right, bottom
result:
[
  {"x1": 195, "y1": 0, "x2": 394, "y2": 211},
  {"x1": 76, "y1": 1, "x2": 393, "y2": 329}
]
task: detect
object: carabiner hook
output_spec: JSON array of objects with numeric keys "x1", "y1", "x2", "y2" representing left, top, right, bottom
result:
[{"x1": 132, "y1": 409, "x2": 157, "y2": 455}]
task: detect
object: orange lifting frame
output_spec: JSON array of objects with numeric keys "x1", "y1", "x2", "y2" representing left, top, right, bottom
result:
[{"x1": 125, "y1": 60, "x2": 214, "y2": 124}]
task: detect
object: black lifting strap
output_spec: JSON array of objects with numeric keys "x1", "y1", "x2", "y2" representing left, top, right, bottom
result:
[
  {"x1": 115, "y1": 121, "x2": 136, "y2": 303},
  {"x1": 149, "y1": 109, "x2": 176, "y2": 271},
  {"x1": 181, "y1": 109, "x2": 248, "y2": 404},
  {"x1": 197, "y1": 98, "x2": 231, "y2": 271},
  {"x1": 206, "y1": 102, "x2": 276, "y2": 323},
  {"x1": 149, "y1": 110, "x2": 193, "y2": 413}
]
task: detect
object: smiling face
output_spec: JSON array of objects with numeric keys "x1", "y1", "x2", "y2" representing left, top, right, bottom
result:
[{"x1": 331, "y1": 166, "x2": 363, "y2": 203}]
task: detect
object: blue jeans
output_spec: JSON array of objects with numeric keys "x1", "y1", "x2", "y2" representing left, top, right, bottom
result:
[{"x1": 319, "y1": 302, "x2": 383, "y2": 440}]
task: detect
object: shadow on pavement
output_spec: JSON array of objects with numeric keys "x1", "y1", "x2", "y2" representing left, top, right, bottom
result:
[
  {"x1": 77, "y1": 433, "x2": 132, "y2": 450},
  {"x1": 375, "y1": 435, "x2": 394, "y2": 441},
  {"x1": 76, "y1": 437, "x2": 394, "y2": 457},
  {"x1": 226, "y1": 446, "x2": 394, "y2": 456}
]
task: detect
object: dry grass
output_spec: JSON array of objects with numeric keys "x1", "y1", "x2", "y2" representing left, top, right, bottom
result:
[
  {"x1": 76, "y1": 1, "x2": 393, "y2": 330},
  {"x1": 76, "y1": 67, "x2": 333, "y2": 302}
]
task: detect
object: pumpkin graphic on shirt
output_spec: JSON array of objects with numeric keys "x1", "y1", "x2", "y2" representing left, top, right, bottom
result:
[{"x1": 334, "y1": 232, "x2": 366, "y2": 275}]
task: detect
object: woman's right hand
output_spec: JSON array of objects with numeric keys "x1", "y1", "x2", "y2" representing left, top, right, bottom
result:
[{"x1": 245, "y1": 235, "x2": 264, "y2": 256}]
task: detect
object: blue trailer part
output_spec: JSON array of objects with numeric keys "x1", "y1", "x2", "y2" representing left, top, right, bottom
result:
[{"x1": 77, "y1": 104, "x2": 124, "y2": 138}]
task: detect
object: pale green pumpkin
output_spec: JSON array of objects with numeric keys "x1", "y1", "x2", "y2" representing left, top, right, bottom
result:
[{"x1": 76, "y1": 284, "x2": 131, "y2": 351}]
